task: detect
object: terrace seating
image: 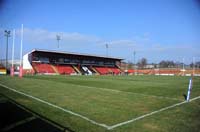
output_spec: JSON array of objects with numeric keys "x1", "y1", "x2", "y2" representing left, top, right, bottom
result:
[
  {"x1": 32, "y1": 63, "x2": 55, "y2": 74},
  {"x1": 127, "y1": 69, "x2": 182, "y2": 75},
  {"x1": 94, "y1": 67, "x2": 121, "y2": 75},
  {"x1": 195, "y1": 70, "x2": 200, "y2": 74},
  {"x1": 109, "y1": 67, "x2": 121, "y2": 74},
  {"x1": 158, "y1": 69, "x2": 180, "y2": 75},
  {"x1": 55, "y1": 65, "x2": 76, "y2": 75},
  {"x1": 127, "y1": 69, "x2": 135, "y2": 73},
  {"x1": 137, "y1": 69, "x2": 152, "y2": 74},
  {"x1": 95, "y1": 67, "x2": 108, "y2": 75}
]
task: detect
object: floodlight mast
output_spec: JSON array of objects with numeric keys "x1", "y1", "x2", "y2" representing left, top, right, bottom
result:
[
  {"x1": 106, "y1": 43, "x2": 108, "y2": 57},
  {"x1": 56, "y1": 35, "x2": 61, "y2": 48},
  {"x1": 12, "y1": 29, "x2": 15, "y2": 68},
  {"x1": 133, "y1": 50, "x2": 136, "y2": 75}
]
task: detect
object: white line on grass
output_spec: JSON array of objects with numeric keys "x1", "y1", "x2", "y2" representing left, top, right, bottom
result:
[
  {"x1": 0, "y1": 83, "x2": 110, "y2": 129},
  {"x1": 107, "y1": 95, "x2": 200, "y2": 130},
  {"x1": 29, "y1": 77, "x2": 181, "y2": 101},
  {"x1": 66, "y1": 83, "x2": 181, "y2": 101},
  {"x1": 1, "y1": 82, "x2": 199, "y2": 130}
]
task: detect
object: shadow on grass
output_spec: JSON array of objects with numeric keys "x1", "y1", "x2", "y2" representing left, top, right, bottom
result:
[
  {"x1": 0, "y1": 97, "x2": 74, "y2": 132},
  {"x1": 182, "y1": 94, "x2": 187, "y2": 100}
]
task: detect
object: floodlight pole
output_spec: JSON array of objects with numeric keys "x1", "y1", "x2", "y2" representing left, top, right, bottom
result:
[
  {"x1": 106, "y1": 44, "x2": 108, "y2": 57},
  {"x1": 12, "y1": 29, "x2": 15, "y2": 67},
  {"x1": 56, "y1": 35, "x2": 61, "y2": 48},
  {"x1": 133, "y1": 50, "x2": 136, "y2": 75},
  {"x1": 4, "y1": 30, "x2": 11, "y2": 72}
]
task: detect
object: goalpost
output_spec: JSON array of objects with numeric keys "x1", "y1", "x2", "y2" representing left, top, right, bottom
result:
[
  {"x1": 19, "y1": 24, "x2": 23, "y2": 78},
  {"x1": 186, "y1": 78, "x2": 193, "y2": 102},
  {"x1": 10, "y1": 29, "x2": 15, "y2": 77},
  {"x1": 10, "y1": 24, "x2": 24, "y2": 77}
]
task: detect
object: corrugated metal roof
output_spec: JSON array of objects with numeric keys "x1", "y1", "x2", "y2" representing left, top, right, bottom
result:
[{"x1": 31, "y1": 49, "x2": 123, "y2": 60}]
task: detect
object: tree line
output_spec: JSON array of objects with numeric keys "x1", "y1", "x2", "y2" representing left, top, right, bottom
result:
[{"x1": 126, "y1": 58, "x2": 200, "y2": 69}]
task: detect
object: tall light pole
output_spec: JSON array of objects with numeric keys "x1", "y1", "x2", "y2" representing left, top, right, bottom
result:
[
  {"x1": 56, "y1": 35, "x2": 61, "y2": 48},
  {"x1": 11, "y1": 29, "x2": 15, "y2": 68},
  {"x1": 106, "y1": 43, "x2": 108, "y2": 57},
  {"x1": 4, "y1": 30, "x2": 11, "y2": 72},
  {"x1": 133, "y1": 50, "x2": 136, "y2": 67},
  {"x1": 133, "y1": 50, "x2": 136, "y2": 75}
]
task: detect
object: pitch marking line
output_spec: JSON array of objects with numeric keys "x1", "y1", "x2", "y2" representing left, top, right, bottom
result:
[
  {"x1": 64, "y1": 83, "x2": 181, "y2": 101},
  {"x1": 0, "y1": 83, "x2": 110, "y2": 129},
  {"x1": 30, "y1": 77, "x2": 181, "y2": 101},
  {"x1": 29, "y1": 77, "x2": 181, "y2": 101},
  {"x1": 1, "y1": 82, "x2": 199, "y2": 130},
  {"x1": 107, "y1": 95, "x2": 200, "y2": 130}
]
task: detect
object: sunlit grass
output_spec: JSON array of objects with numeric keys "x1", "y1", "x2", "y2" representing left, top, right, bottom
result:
[{"x1": 0, "y1": 75, "x2": 199, "y2": 132}]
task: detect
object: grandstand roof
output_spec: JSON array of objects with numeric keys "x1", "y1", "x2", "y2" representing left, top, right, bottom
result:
[{"x1": 30, "y1": 49, "x2": 123, "y2": 60}]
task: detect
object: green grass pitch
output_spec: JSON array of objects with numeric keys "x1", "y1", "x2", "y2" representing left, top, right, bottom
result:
[{"x1": 0, "y1": 75, "x2": 200, "y2": 132}]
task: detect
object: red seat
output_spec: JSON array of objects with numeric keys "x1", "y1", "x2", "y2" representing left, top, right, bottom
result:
[
  {"x1": 32, "y1": 63, "x2": 55, "y2": 73},
  {"x1": 94, "y1": 67, "x2": 121, "y2": 75},
  {"x1": 109, "y1": 67, "x2": 121, "y2": 74},
  {"x1": 55, "y1": 65, "x2": 75, "y2": 74}
]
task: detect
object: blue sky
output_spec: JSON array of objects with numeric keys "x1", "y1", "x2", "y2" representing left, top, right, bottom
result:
[{"x1": 0, "y1": 0, "x2": 200, "y2": 64}]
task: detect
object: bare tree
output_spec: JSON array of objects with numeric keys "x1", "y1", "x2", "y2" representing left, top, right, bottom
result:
[
  {"x1": 137, "y1": 58, "x2": 147, "y2": 69},
  {"x1": 159, "y1": 60, "x2": 175, "y2": 68},
  {"x1": 190, "y1": 61, "x2": 200, "y2": 68}
]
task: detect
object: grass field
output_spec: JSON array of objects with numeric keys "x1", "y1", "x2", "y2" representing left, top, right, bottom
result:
[{"x1": 0, "y1": 75, "x2": 200, "y2": 132}]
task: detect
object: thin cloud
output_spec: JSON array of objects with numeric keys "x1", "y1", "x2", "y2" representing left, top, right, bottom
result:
[
  {"x1": 97, "y1": 39, "x2": 136, "y2": 50},
  {"x1": 1, "y1": 27, "x2": 198, "y2": 63},
  {"x1": 15, "y1": 28, "x2": 101, "y2": 44}
]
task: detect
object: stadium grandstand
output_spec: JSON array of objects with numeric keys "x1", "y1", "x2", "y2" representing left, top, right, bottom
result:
[{"x1": 22, "y1": 49, "x2": 123, "y2": 75}]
